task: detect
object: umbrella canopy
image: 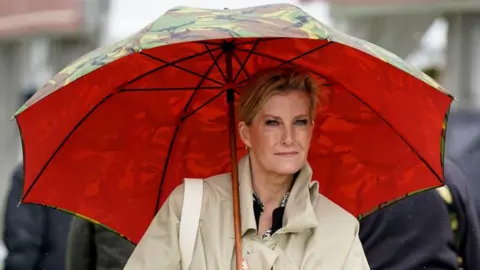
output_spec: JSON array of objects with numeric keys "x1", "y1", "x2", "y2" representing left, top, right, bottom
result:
[{"x1": 15, "y1": 4, "x2": 452, "y2": 244}]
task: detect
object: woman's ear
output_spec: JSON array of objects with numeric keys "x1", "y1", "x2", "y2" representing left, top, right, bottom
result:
[{"x1": 238, "y1": 121, "x2": 251, "y2": 148}]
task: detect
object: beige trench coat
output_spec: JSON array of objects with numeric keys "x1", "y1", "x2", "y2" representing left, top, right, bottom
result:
[{"x1": 124, "y1": 156, "x2": 370, "y2": 269}]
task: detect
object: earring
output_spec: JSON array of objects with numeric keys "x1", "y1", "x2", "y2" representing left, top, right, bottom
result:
[{"x1": 245, "y1": 145, "x2": 249, "y2": 150}]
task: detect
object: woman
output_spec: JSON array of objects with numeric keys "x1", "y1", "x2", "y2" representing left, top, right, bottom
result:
[{"x1": 124, "y1": 66, "x2": 370, "y2": 269}]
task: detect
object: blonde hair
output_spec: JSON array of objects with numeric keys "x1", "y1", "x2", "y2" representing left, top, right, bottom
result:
[{"x1": 237, "y1": 66, "x2": 320, "y2": 125}]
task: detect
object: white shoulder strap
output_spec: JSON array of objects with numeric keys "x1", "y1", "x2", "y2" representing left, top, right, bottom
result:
[{"x1": 179, "y1": 178, "x2": 204, "y2": 270}]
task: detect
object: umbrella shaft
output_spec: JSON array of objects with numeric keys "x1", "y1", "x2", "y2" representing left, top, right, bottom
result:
[{"x1": 225, "y1": 46, "x2": 243, "y2": 269}]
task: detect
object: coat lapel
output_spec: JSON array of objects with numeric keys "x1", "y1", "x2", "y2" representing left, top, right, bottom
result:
[{"x1": 237, "y1": 155, "x2": 319, "y2": 236}]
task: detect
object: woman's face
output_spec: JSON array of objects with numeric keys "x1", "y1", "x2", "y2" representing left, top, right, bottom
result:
[{"x1": 239, "y1": 90, "x2": 314, "y2": 175}]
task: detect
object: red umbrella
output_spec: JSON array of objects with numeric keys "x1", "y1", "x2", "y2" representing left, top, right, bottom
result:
[{"x1": 14, "y1": 4, "x2": 452, "y2": 268}]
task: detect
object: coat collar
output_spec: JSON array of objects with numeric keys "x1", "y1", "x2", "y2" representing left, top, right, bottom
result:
[{"x1": 238, "y1": 155, "x2": 319, "y2": 236}]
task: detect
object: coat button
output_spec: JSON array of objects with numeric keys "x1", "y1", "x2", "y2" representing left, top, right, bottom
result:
[{"x1": 244, "y1": 249, "x2": 252, "y2": 255}]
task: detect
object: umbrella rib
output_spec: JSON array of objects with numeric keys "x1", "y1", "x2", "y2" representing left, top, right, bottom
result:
[
  {"x1": 180, "y1": 50, "x2": 225, "y2": 115},
  {"x1": 120, "y1": 86, "x2": 223, "y2": 92},
  {"x1": 22, "y1": 92, "x2": 117, "y2": 201},
  {"x1": 234, "y1": 44, "x2": 331, "y2": 85},
  {"x1": 277, "y1": 42, "x2": 333, "y2": 66},
  {"x1": 125, "y1": 49, "x2": 220, "y2": 87},
  {"x1": 233, "y1": 38, "x2": 260, "y2": 82},
  {"x1": 341, "y1": 88, "x2": 443, "y2": 184},
  {"x1": 181, "y1": 90, "x2": 226, "y2": 121},
  {"x1": 153, "y1": 51, "x2": 225, "y2": 214},
  {"x1": 203, "y1": 43, "x2": 227, "y2": 82},
  {"x1": 139, "y1": 52, "x2": 225, "y2": 86},
  {"x1": 236, "y1": 42, "x2": 332, "y2": 69},
  {"x1": 232, "y1": 53, "x2": 250, "y2": 81}
]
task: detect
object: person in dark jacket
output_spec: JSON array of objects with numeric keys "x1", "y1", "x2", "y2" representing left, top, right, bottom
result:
[
  {"x1": 66, "y1": 217, "x2": 135, "y2": 270},
  {"x1": 359, "y1": 158, "x2": 480, "y2": 269},
  {"x1": 3, "y1": 164, "x2": 72, "y2": 270}
]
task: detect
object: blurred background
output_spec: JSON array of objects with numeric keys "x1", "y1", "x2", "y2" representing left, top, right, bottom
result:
[{"x1": 0, "y1": 0, "x2": 479, "y2": 268}]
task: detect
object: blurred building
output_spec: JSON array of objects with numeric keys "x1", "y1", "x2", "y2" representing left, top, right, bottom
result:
[
  {"x1": 0, "y1": 0, "x2": 110, "y2": 266},
  {"x1": 300, "y1": 0, "x2": 480, "y2": 110}
]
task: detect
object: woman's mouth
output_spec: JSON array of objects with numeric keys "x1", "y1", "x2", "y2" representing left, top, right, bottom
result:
[{"x1": 274, "y1": 151, "x2": 299, "y2": 157}]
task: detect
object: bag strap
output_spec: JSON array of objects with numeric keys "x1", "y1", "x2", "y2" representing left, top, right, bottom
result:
[{"x1": 179, "y1": 178, "x2": 204, "y2": 270}]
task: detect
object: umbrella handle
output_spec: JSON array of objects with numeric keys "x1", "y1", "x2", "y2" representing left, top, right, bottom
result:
[{"x1": 225, "y1": 46, "x2": 244, "y2": 270}]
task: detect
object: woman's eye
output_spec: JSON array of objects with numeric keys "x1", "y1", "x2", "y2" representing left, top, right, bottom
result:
[
  {"x1": 295, "y1": 119, "x2": 308, "y2": 125},
  {"x1": 265, "y1": 119, "x2": 279, "y2": 126}
]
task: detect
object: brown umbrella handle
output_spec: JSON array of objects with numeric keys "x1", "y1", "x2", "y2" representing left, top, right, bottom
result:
[{"x1": 225, "y1": 45, "x2": 244, "y2": 270}]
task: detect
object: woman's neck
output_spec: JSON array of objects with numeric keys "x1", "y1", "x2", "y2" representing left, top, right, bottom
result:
[{"x1": 251, "y1": 168, "x2": 294, "y2": 208}]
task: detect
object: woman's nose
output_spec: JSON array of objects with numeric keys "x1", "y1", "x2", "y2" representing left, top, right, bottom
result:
[{"x1": 281, "y1": 126, "x2": 294, "y2": 146}]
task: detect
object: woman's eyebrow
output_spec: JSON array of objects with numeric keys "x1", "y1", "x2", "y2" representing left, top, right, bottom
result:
[{"x1": 262, "y1": 114, "x2": 281, "y2": 120}]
